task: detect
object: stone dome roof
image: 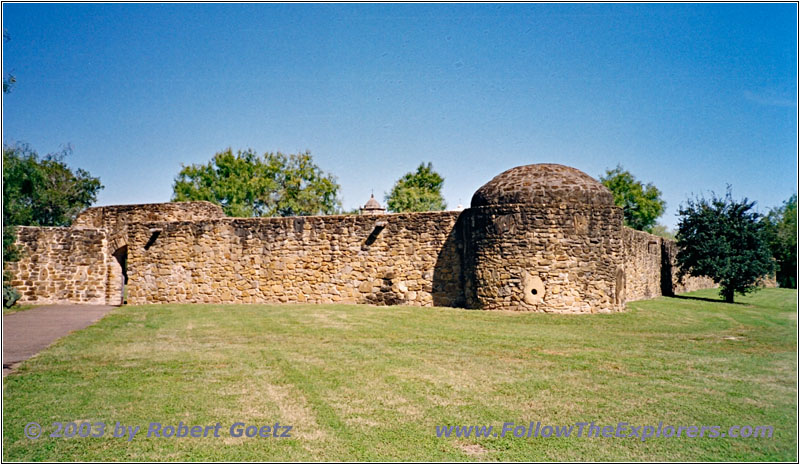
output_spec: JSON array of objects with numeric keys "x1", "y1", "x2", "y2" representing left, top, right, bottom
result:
[
  {"x1": 360, "y1": 194, "x2": 386, "y2": 215},
  {"x1": 364, "y1": 195, "x2": 382, "y2": 209},
  {"x1": 471, "y1": 164, "x2": 614, "y2": 208}
]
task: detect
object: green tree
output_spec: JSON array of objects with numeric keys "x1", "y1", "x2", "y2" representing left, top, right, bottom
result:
[
  {"x1": 649, "y1": 223, "x2": 676, "y2": 240},
  {"x1": 762, "y1": 194, "x2": 797, "y2": 288},
  {"x1": 3, "y1": 30, "x2": 16, "y2": 94},
  {"x1": 675, "y1": 189, "x2": 775, "y2": 303},
  {"x1": 3, "y1": 143, "x2": 103, "y2": 307},
  {"x1": 385, "y1": 162, "x2": 446, "y2": 213},
  {"x1": 600, "y1": 165, "x2": 666, "y2": 231},
  {"x1": 3, "y1": 144, "x2": 103, "y2": 229},
  {"x1": 172, "y1": 148, "x2": 341, "y2": 217}
]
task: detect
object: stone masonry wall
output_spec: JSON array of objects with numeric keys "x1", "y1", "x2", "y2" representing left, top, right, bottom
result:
[
  {"x1": 73, "y1": 201, "x2": 225, "y2": 231},
  {"x1": 660, "y1": 239, "x2": 719, "y2": 295},
  {"x1": 125, "y1": 212, "x2": 464, "y2": 306},
  {"x1": 9, "y1": 204, "x2": 733, "y2": 309},
  {"x1": 463, "y1": 204, "x2": 625, "y2": 313},
  {"x1": 7, "y1": 227, "x2": 110, "y2": 305},
  {"x1": 623, "y1": 227, "x2": 717, "y2": 301},
  {"x1": 623, "y1": 228, "x2": 665, "y2": 301}
]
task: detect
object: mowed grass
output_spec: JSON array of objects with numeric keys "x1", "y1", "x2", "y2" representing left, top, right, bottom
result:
[{"x1": 3, "y1": 288, "x2": 796, "y2": 461}]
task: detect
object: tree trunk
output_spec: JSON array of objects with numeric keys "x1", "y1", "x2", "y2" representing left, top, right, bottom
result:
[{"x1": 723, "y1": 288, "x2": 735, "y2": 303}]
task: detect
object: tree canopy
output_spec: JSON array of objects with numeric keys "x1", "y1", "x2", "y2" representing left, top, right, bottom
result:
[
  {"x1": 599, "y1": 165, "x2": 666, "y2": 232},
  {"x1": 385, "y1": 162, "x2": 447, "y2": 213},
  {"x1": 649, "y1": 223, "x2": 676, "y2": 240},
  {"x1": 3, "y1": 143, "x2": 103, "y2": 307},
  {"x1": 762, "y1": 194, "x2": 797, "y2": 288},
  {"x1": 3, "y1": 30, "x2": 15, "y2": 94},
  {"x1": 172, "y1": 149, "x2": 341, "y2": 217},
  {"x1": 675, "y1": 189, "x2": 775, "y2": 303},
  {"x1": 3, "y1": 143, "x2": 104, "y2": 230}
]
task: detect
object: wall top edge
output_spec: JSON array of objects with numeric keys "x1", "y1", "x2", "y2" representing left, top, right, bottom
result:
[
  {"x1": 622, "y1": 227, "x2": 677, "y2": 248},
  {"x1": 83, "y1": 200, "x2": 221, "y2": 210},
  {"x1": 15, "y1": 225, "x2": 104, "y2": 232},
  {"x1": 123, "y1": 209, "x2": 464, "y2": 226}
]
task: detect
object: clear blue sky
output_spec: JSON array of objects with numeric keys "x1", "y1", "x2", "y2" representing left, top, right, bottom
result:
[{"x1": 3, "y1": 3, "x2": 797, "y2": 228}]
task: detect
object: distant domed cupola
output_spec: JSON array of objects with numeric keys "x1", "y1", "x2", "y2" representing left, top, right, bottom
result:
[{"x1": 359, "y1": 194, "x2": 386, "y2": 215}]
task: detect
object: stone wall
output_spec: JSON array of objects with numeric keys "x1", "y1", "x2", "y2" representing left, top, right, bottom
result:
[
  {"x1": 73, "y1": 201, "x2": 224, "y2": 230},
  {"x1": 3, "y1": 164, "x2": 734, "y2": 310},
  {"x1": 9, "y1": 203, "x2": 735, "y2": 310},
  {"x1": 623, "y1": 227, "x2": 717, "y2": 301},
  {"x1": 622, "y1": 228, "x2": 665, "y2": 301},
  {"x1": 463, "y1": 204, "x2": 624, "y2": 313},
  {"x1": 6, "y1": 227, "x2": 110, "y2": 305},
  {"x1": 660, "y1": 239, "x2": 719, "y2": 295},
  {"x1": 124, "y1": 212, "x2": 464, "y2": 306}
]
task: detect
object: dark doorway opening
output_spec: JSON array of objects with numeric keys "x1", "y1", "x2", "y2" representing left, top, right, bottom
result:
[{"x1": 112, "y1": 246, "x2": 128, "y2": 305}]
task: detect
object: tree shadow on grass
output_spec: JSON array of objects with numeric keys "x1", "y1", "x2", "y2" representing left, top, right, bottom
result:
[{"x1": 670, "y1": 294, "x2": 746, "y2": 305}]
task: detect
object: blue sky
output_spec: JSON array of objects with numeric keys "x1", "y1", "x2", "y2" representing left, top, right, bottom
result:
[{"x1": 3, "y1": 3, "x2": 797, "y2": 228}]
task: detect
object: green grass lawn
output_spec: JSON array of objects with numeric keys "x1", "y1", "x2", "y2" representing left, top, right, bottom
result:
[{"x1": 3, "y1": 288, "x2": 796, "y2": 461}]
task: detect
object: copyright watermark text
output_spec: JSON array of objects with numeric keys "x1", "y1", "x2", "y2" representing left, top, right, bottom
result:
[{"x1": 23, "y1": 421, "x2": 292, "y2": 441}]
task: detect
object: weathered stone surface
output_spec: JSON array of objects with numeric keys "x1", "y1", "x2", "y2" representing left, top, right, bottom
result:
[
  {"x1": 9, "y1": 167, "x2": 757, "y2": 312},
  {"x1": 463, "y1": 204, "x2": 624, "y2": 313},
  {"x1": 73, "y1": 201, "x2": 224, "y2": 230},
  {"x1": 522, "y1": 272, "x2": 544, "y2": 305},
  {"x1": 622, "y1": 228, "x2": 719, "y2": 301},
  {"x1": 124, "y1": 212, "x2": 463, "y2": 307},
  {"x1": 471, "y1": 164, "x2": 614, "y2": 208},
  {"x1": 7, "y1": 227, "x2": 109, "y2": 305},
  {"x1": 462, "y1": 165, "x2": 624, "y2": 313}
]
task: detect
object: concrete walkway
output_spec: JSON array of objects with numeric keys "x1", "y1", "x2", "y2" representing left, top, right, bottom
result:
[{"x1": 3, "y1": 304, "x2": 116, "y2": 376}]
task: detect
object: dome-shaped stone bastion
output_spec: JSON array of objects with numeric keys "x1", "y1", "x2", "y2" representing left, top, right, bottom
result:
[{"x1": 462, "y1": 164, "x2": 626, "y2": 313}]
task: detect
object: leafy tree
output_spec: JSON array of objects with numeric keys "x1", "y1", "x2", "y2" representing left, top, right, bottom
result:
[
  {"x1": 649, "y1": 223, "x2": 676, "y2": 240},
  {"x1": 3, "y1": 30, "x2": 15, "y2": 94},
  {"x1": 762, "y1": 194, "x2": 797, "y2": 288},
  {"x1": 600, "y1": 165, "x2": 666, "y2": 231},
  {"x1": 172, "y1": 149, "x2": 341, "y2": 217},
  {"x1": 385, "y1": 162, "x2": 446, "y2": 213},
  {"x1": 3, "y1": 143, "x2": 103, "y2": 307},
  {"x1": 3, "y1": 143, "x2": 104, "y2": 228},
  {"x1": 675, "y1": 189, "x2": 775, "y2": 303}
]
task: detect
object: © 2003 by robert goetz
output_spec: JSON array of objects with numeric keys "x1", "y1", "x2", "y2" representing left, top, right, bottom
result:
[{"x1": 23, "y1": 421, "x2": 293, "y2": 442}]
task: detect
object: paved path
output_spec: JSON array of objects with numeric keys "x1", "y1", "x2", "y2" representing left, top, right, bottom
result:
[{"x1": 3, "y1": 305, "x2": 116, "y2": 376}]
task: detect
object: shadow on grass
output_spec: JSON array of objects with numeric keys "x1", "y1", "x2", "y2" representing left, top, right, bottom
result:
[{"x1": 671, "y1": 294, "x2": 745, "y2": 305}]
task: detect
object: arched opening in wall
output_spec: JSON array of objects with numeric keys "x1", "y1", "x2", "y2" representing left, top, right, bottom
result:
[
  {"x1": 615, "y1": 266, "x2": 626, "y2": 306},
  {"x1": 112, "y1": 246, "x2": 128, "y2": 305}
]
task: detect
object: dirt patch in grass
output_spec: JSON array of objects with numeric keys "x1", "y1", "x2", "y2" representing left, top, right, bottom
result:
[{"x1": 456, "y1": 442, "x2": 488, "y2": 457}]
